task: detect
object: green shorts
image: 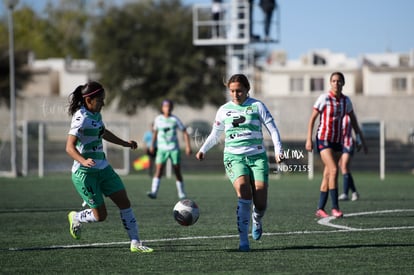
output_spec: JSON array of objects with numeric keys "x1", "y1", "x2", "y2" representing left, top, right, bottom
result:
[
  {"x1": 155, "y1": 148, "x2": 181, "y2": 165},
  {"x1": 223, "y1": 152, "x2": 269, "y2": 184},
  {"x1": 71, "y1": 165, "x2": 125, "y2": 208}
]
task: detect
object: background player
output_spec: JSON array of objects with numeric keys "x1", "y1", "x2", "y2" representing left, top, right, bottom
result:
[{"x1": 147, "y1": 99, "x2": 192, "y2": 200}]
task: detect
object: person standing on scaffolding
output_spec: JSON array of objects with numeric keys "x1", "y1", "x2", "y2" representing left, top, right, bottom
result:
[{"x1": 259, "y1": 0, "x2": 277, "y2": 41}]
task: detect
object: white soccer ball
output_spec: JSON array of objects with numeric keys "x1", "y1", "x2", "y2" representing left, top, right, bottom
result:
[{"x1": 173, "y1": 199, "x2": 200, "y2": 226}]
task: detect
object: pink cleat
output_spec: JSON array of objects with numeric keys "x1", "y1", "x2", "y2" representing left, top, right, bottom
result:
[
  {"x1": 315, "y1": 209, "x2": 329, "y2": 218},
  {"x1": 331, "y1": 208, "x2": 343, "y2": 218}
]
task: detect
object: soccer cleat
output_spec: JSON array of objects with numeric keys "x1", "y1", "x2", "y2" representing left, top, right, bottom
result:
[
  {"x1": 238, "y1": 244, "x2": 250, "y2": 252},
  {"x1": 147, "y1": 192, "x2": 157, "y2": 199},
  {"x1": 252, "y1": 221, "x2": 262, "y2": 241},
  {"x1": 315, "y1": 209, "x2": 329, "y2": 218},
  {"x1": 68, "y1": 211, "x2": 81, "y2": 239},
  {"x1": 178, "y1": 193, "x2": 187, "y2": 200},
  {"x1": 351, "y1": 192, "x2": 360, "y2": 201},
  {"x1": 338, "y1": 193, "x2": 349, "y2": 201},
  {"x1": 331, "y1": 208, "x2": 344, "y2": 218},
  {"x1": 130, "y1": 241, "x2": 154, "y2": 253}
]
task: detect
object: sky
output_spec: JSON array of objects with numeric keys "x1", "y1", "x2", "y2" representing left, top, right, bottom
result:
[{"x1": 3, "y1": 0, "x2": 414, "y2": 60}]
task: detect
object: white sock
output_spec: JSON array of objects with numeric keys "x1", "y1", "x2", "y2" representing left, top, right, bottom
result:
[
  {"x1": 120, "y1": 208, "x2": 139, "y2": 241},
  {"x1": 176, "y1": 181, "x2": 186, "y2": 198},
  {"x1": 252, "y1": 206, "x2": 265, "y2": 224},
  {"x1": 151, "y1": 177, "x2": 160, "y2": 194},
  {"x1": 76, "y1": 209, "x2": 97, "y2": 223},
  {"x1": 237, "y1": 198, "x2": 252, "y2": 246}
]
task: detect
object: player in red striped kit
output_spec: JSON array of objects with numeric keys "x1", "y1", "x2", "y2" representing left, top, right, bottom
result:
[
  {"x1": 306, "y1": 72, "x2": 367, "y2": 218},
  {"x1": 338, "y1": 114, "x2": 365, "y2": 201}
]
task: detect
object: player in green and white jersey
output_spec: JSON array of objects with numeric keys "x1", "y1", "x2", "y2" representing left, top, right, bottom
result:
[
  {"x1": 66, "y1": 81, "x2": 153, "y2": 253},
  {"x1": 196, "y1": 74, "x2": 284, "y2": 252},
  {"x1": 147, "y1": 100, "x2": 192, "y2": 200}
]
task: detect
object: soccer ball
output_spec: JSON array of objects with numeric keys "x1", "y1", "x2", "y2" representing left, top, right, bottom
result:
[{"x1": 173, "y1": 199, "x2": 200, "y2": 226}]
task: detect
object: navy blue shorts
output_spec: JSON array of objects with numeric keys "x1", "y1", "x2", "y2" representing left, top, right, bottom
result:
[{"x1": 316, "y1": 139, "x2": 342, "y2": 153}]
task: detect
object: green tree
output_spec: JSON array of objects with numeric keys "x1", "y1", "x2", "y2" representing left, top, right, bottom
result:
[
  {"x1": 0, "y1": 9, "x2": 31, "y2": 107},
  {"x1": 90, "y1": 0, "x2": 226, "y2": 114}
]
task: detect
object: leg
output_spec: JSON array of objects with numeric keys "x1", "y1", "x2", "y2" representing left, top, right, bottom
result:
[
  {"x1": 320, "y1": 149, "x2": 343, "y2": 217},
  {"x1": 173, "y1": 164, "x2": 186, "y2": 199},
  {"x1": 339, "y1": 153, "x2": 351, "y2": 197},
  {"x1": 233, "y1": 175, "x2": 253, "y2": 251},
  {"x1": 148, "y1": 163, "x2": 164, "y2": 198},
  {"x1": 109, "y1": 189, "x2": 153, "y2": 252},
  {"x1": 251, "y1": 180, "x2": 267, "y2": 240}
]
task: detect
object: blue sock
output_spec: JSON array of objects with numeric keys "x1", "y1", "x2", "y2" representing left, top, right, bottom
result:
[
  {"x1": 237, "y1": 198, "x2": 251, "y2": 247},
  {"x1": 343, "y1": 174, "x2": 350, "y2": 195},
  {"x1": 330, "y1": 189, "x2": 339, "y2": 209},
  {"x1": 318, "y1": 191, "x2": 328, "y2": 210},
  {"x1": 348, "y1": 173, "x2": 356, "y2": 193}
]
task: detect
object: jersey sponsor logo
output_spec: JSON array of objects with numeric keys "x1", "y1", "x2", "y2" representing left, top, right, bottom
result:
[
  {"x1": 229, "y1": 132, "x2": 252, "y2": 139},
  {"x1": 231, "y1": 115, "x2": 246, "y2": 127}
]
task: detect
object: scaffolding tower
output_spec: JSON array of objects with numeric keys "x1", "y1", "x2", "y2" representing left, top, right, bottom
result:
[{"x1": 193, "y1": 0, "x2": 280, "y2": 93}]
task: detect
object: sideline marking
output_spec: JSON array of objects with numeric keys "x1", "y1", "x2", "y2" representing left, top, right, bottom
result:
[
  {"x1": 318, "y1": 209, "x2": 414, "y2": 230},
  {"x1": 7, "y1": 209, "x2": 414, "y2": 251}
]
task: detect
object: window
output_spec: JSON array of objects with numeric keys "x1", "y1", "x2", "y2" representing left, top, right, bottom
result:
[
  {"x1": 290, "y1": 77, "x2": 304, "y2": 92},
  {"x1": 310, "y1": 77, "x2": 324, "y2": 92},
  {"x1": 392, "y1": 77, "x2": 407, "y2": 93}
]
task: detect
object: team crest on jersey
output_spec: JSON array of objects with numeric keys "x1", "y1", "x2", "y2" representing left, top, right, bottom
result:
[{"x1": 245, "y1": 106, "x2": 254, "y2": 115}]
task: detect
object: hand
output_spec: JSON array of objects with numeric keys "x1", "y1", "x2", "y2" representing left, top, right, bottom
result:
[
  {"x1": 196, "y1": 152, "x2": 204, "y2": 161},
  {"x1": 305, "y1": 139, "x2": 313, "y2": 152},
  {"x1": 82, "y1": 158, "x2": 96, "y2": 168},
  {"x1": 275, "y1": 153, "x2": 284, "y2": 164},
  {"x1": 127, "y1": 140, "x2": 138, "y2": 150},
  {"x1": 185, "y1": 147, "x2": 193, "y2": 156}
]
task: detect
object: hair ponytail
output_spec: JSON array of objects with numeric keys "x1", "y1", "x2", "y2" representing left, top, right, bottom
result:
[
  {"x1": 67, "y1": 81, "x2": 104, "y2": 116},
  {"x1": 68, "y1": 85, "x2": 85, "y2": 116}
]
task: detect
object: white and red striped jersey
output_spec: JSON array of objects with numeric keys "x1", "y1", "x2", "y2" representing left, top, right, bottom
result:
[
  {"x1": 342, "y1": 114, "x2": 353, "y2": 150},
  {"x1": 313, "y1": 91, "x2": 353, "y2": 143}
]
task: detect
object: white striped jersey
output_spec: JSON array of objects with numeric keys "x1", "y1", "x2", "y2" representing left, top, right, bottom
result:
[
  {"x1": 342, "y1": 114, "x2": 353, "y2": 150},
  {"x1": 313, "y1": 91, "x2": 353, "y2": 143},
  {"x1": 68, "y1": 106, "x2": 108, "y2": 172},
  {"x1": 153, "y1": 114, "x2": 186, "y2": 151},
  {"x1": 213, "y1": 97, "x2": 276, "y2": 156}
]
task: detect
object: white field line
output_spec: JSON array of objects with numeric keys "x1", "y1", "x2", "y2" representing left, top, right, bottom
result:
[
  {"x1": 317, "y1": 209, "x2": 414, "y2": 230},
  {"x1": 7, "y1": 209, "x2": 414, "y2": 251}
]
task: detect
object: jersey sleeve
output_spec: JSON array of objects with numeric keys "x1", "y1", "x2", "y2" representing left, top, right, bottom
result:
[
  {"x1": 174, "y1": 115, "x2": 187, "y2": 131},
  {"x1": 313, "y1": 94, "x2": 326, "y2": 112},
  {"x1": 345, "y1": 96, "x2": 353, "y2": 114},
  {"x1": 68, "y1": 111, "x2": 84, "y2": 137}
]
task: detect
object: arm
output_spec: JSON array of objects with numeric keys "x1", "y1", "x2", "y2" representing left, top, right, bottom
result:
[
  {"x1": 348, "y1": 111, "x2": 368, "y2": 154},
  {"x1": 306, "y1": 109, "x2": 319, "y2": 152},
  {"x1": 196, "y1": 127, "x2": 223, "y2": 160},
  {"x1": 103, "y1": 129, "x2": 138, "y2": 149},
  {"x1": 150, "y1": 129, "x2": 158, "y2": 154},
  {"x1": 264, "y1": 120, "x2": 283, "y2": 163},
  {"x1": 182, "y1": 129, "x2": 192, "y2": 156},
  {"x1": 66, "y1": 134, "x2": 96, "y2": 168}
]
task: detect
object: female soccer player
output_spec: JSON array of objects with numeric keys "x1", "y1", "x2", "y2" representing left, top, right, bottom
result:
[
  {"x1": 196, "y1": 74, "x2": 284, "y2": 252},
  {"x1": 147, "y1": 99, "x2": 192, "y2": 200},
  {"x1": 338, "y1": 114, "x2": 361, "y2": 201},
  {"x1": 306, "y1": 72, "x2": 367, "y2": 219},
  {"x1": 66, "y1": 81, "x2": 153, "y2": 253}
]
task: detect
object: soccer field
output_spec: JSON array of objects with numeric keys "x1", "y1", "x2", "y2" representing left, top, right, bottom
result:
[{"x1": 1, "y1": 173, "x2": 413, "y2": 274}]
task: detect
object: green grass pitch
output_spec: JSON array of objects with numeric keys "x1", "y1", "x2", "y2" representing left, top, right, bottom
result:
[{"x1": 1, "y1": 172, "x2": 413, "y2": 274}]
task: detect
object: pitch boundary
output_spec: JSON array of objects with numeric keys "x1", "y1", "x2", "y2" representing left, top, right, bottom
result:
[{"x1": 7, "y1": 209, "x2": 414, "y2": 251}]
